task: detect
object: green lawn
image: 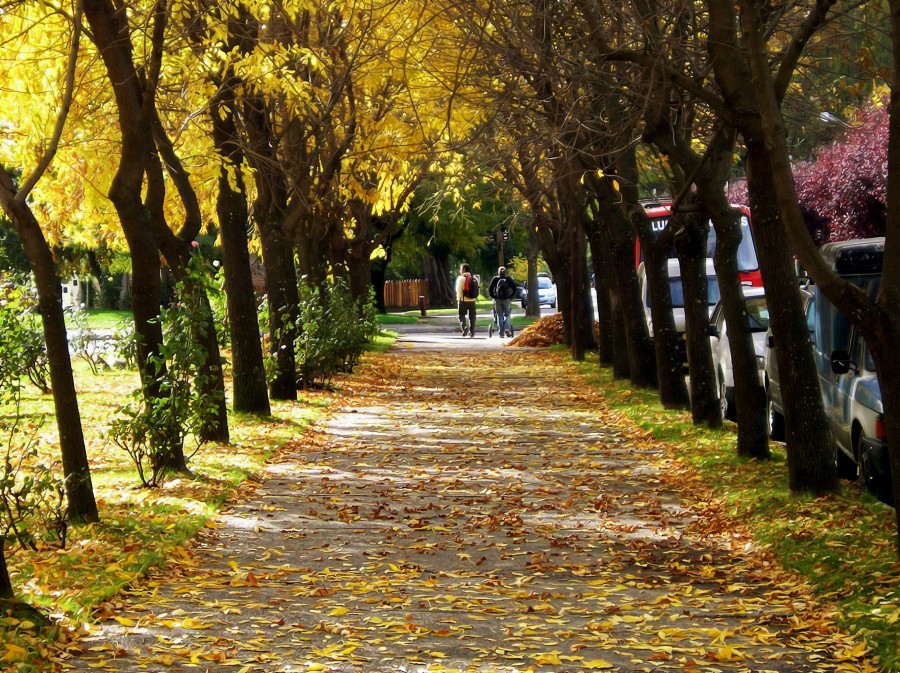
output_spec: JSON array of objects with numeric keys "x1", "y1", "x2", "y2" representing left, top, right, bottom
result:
[{"x1": 80, "y1": 308, "x2": 133, "y2": 330}]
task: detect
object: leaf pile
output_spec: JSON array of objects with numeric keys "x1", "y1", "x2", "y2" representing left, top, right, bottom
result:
[
  {"x1": 509, "y1": 313, "x2": 565, "y2": 347},
  {"x1": 59, "y1": 348, "x2": 879, "y2": 673}
]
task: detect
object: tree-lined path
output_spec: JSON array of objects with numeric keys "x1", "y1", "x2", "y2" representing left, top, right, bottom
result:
[{"x1": 65, "y1": 335, "x2": 875, "y2": 672}]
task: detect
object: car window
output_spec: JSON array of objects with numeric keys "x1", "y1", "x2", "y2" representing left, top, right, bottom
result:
[
  {"x1": 705, "y1": 215, "x2": 759, "y2": 273},
  {"x1": 864, "y1": 342, "x2": 876, "y2": 372},
  {"x1": 669, "y1": 276, "x2": 719, "y2": 308},
  {"x1": 745, "y1": 296, "x2": 769, "y2": 331},
  {"x1": 805, "y1": 297, "x2": 816, "y2": 344},
  {"x1": 538, "y1": 277, "x2": 553, "y2": 289}
]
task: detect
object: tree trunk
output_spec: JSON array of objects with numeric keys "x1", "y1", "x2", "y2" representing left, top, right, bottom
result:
[
  {"x1": 0, "y1": 184, "x2": 99, "y2": 523},
  {"x1": 879, "y1": 0, "x2": 900, "y2": 539},
  {"x1": 0, "y1": 539, "x2": 12, "y2": 600},
  {"x1": 258, "y1": 217, "x2": 299, "y2": 401},
  {"x1": 559, "y1": 167, "x2": 590, "y2": 359},
  {"x1": 84, "y1": 0, "x2": 186, "y2": 469},
  {"x1": 608, "y1": 220, "x2": 657, "y2": 388},
  {"x1": 745, "y1": 144, "x2": 836, "y2": 492},
  {"x1": 347, "y1": 242, "x2": 373, "y2": 302},
  {"x1": 526, "y1": 240, "x2": 541, "y2": 317},
  {"x1": 423, "y1": 251, "x2": 454, "y2": 307},
  {"x1": 211, "y1": 94, "x2": 270, "y2": 416},
  {"x1": 626, "y1": 204, "x2": 690, "y2": 408},
  {"x1": 710, "y1": 205, "x2": 769, "y2": 458},
  {"x1": 674, "y1": 211, "x2": 720, "y2": 427},
  {"x1": 371, "y1": 259, "x2": 388, "y2": 312},
  {"x1": 585, "y1": 214, "x2": 614, "y2": 365},
  {"x1": 707, "y1": 0, "x2": 837, "y2": 494}
]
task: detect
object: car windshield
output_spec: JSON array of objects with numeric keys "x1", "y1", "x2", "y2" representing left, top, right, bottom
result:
[
  {"x1": 538, "y1": 277, "x2": 553, "y2": 289},
  {"x1": 669, "y1": 276, "x2": 720, "y2": 308},
  {"x1": 707, "y1": 215, "x2": 759, "y2": 273}
]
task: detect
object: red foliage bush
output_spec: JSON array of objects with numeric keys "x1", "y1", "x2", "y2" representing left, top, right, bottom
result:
[{"x1": 727, "y1": 103, "x2": 887, "y2": 244}]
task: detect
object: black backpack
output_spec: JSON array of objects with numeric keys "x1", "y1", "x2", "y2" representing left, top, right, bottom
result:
[
  {"x1": 464, "y1": 275, "x2": 479, "y2": 299},
  {"x1": 495, "y1": 277, "x2": 512, "y2": 300}
]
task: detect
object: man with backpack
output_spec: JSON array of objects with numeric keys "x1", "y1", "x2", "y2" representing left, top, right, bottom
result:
[
  {"x1": 488, "y1": 266, "x2": 517, "y2": 338},
  {"x1": 455, "y1": 263, "x2": 479, "y2": 337}
]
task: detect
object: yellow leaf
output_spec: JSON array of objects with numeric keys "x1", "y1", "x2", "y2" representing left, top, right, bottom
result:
[
  {"x1": 1, "y1": 643, "x2": 28, "y2": 663},
  {"x1": 114, "y1": 616, "x2": 136, "y2": 627},
  {"x1": 534, "y1": 652, "x2": 563, "y2": 665},
  {"x1": 584, "y1": 660, "x2": 615, "y2": 670},
  {"x1": 328, "y1": 607, "x2": 349, "y2": 617},
  {"x1": 714, "y1": 646, "x2": 743, "y2": 661},
  {"x1": 180, "y1": 617, "x2": 211, "y2": 629}
]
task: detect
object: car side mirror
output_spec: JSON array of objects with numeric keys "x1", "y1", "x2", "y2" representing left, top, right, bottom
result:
[
  {"x1": 708, "y1": 324, "x2": 720, "y2": 338},
  {"x1": 831, "y1": 349, "x2": 857, "y2": 375},
  {"x1": 767, "y1": 334, "x2": 775, "y2": 349}
]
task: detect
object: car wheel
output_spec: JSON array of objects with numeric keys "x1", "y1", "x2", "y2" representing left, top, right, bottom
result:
[
  {"x1": 719, "y1": 375, "x2": 736, "y2": 422},
  {"x1": 766, "y1": 387, "x2": 785, "y2": 441}
]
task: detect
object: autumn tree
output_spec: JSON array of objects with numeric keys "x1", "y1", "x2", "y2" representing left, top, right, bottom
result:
[
  {"x1": 0, "y1": 0, "x2": 99, "y2": 522},
  {"x1": 737, "y1": 0, "x2": 900, "y2": 547},
  {"x1": 82, "y1": 0, "x2": 229, "y2": 466}
]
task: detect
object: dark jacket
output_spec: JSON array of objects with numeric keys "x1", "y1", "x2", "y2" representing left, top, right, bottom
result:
[{"x1": 488, "y1": 274, "x2": 517, "y2": 299}]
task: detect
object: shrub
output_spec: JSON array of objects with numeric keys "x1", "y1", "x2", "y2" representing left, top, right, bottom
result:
[
  {"x1": 0, "y1": 281, "x2": 49, "y2": 394},
  {"x1": 108, "y1": 256, "x2": 222, "y2": 486},
  {"x1": 293, "y1": 278, "x2": 378, "y2": 389}
]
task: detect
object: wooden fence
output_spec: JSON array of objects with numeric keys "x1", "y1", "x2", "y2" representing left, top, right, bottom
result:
[{"x1": 384, "y1": 279, "x2": 429, "y2": 309}]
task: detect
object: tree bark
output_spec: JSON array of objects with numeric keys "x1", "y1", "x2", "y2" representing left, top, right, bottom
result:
[
  {"x1": 745, "y1": 143, "x2": 836, "y2": 491},
  {"x1": 211, "y1": 94, "x2": 270, "y2": 416},
  {"x1": 0, "y1": 178, "x2": 99, "y2": 523},
  {"x1": 0, "y1": 539, "x2": 12, "y2": 600},
  {"x1": 674, "y1": 210, "x2": 720, "y2": 427},
  {"x1": 708, "y1": 0, "x2": 837, "y2": 493},
  {"x1": 83, "y1": 0, "x2": 188, "y2": 470},
  {"x1": 612, "y1": 150, "x2": 689, "y2": 408},
  {"x1": 608, "y1": 213, "x2": 657, "y2": 388},
  {"x1": 709, "y1": 203, "x2": 769, "y2": 457},
  {"x1": 258, "y1": 216, "x2": 300, "y2": 401},
  {"x1": 584, "y1": 211, "x2": 615, "y2": 366}
]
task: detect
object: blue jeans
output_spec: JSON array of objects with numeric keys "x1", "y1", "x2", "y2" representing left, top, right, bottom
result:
[{"x1": 494, "y1": 299, "x2": 512, "y2": 335}]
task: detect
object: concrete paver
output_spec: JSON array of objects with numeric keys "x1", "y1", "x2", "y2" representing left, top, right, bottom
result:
[{"x1": 67, "y1": 329, "x2": 874, "y2": 672}]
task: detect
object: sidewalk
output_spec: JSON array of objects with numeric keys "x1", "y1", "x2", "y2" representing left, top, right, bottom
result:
[{"x1": 67, "y1": 332, "x2": 875, "y2": 672}]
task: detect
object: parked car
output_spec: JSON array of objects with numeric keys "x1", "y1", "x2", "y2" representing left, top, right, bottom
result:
[
  {"x1": 520, "y1": 275, "x2": 557, "y2": 308},
  {"x1": 639, "y1": 258, "x2": 720, "y2": 364},
  {"x1": 708, "y1": 286, "x2": 769, "y2": 421},
  {"x1": 764, "y1": 238, "x2": 892, "y2": 503},
  {"x1": 640, "y1": 258, "x2": 721, "y2": 337}
]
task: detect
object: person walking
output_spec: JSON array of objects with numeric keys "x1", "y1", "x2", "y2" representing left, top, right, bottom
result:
[
  {"x1": 488, "y1": 266, "x2": 517, "y2": 337},
  {"x1": 455, "y1": 263, "x2": 479, "y2": 337}
]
